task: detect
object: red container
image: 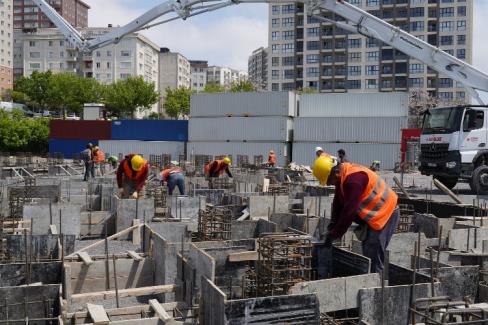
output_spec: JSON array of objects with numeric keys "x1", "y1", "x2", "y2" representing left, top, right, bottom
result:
[
  {"x1": 401, "y1": 128, "x2": 421, "y2": 162},
  {"x1": 49, "y1": 120, "x2": 112, "y2": 140}
]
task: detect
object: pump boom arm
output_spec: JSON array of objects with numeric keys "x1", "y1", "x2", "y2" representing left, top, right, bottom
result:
[{"x1": 32, "y1": 0, "x2": 488, "y2": 102}]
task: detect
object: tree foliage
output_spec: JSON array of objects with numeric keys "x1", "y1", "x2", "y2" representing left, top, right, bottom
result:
[
  {"x1": 203, "y1": 81, "x2": 225, "y2": 93},
  {"x1": 164, "y1": 87, "x2": 192, "y2": 119},
  {"x1": 0, "y1": 110, "x2": 49, "y2": 154},
  {"x1": 230, "y1": 80, "x2": 255, "y2": 92}
]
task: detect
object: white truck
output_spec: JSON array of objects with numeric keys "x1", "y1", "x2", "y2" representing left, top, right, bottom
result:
[{"x1": 32, "y1": 0, "x2": 488, "y2": 192}]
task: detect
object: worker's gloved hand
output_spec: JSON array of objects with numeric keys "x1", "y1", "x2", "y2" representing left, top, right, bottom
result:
[
  {"x1": 324, "y1": 233, "x2": 334, "y2": 248},
  {"x1": 118, "y1": 188, "x2": 125, "y2": 198},
  {"x1": 132, "y1": 191, "x2": 138, "y2": 199},
  {"x1": 327, "y1": 222, "x2": 336, "y2": 231}
]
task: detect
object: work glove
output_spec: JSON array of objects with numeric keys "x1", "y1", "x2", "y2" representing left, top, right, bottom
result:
[
  {"x1": 327, "y1": 222, "x2": 336, "y2": 231},
  {"x1": 132, "y1": 191, "x2": 138, "y2": 199},
  {"x1": 324, "y1": 233, "x2": 334, "y2": 248}
]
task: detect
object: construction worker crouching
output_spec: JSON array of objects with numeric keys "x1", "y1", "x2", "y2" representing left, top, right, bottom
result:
[
  {"x1": 92, "y1": 146, "x2": 106, "y2": 176},
  {"x1": 160, "y1": 166, "x2": 185, "y2": 195},
  {"x1": 313, "y1": 155, "x2": 399, "y2": 273},
  {"x1": 267, "y1": 150, "x2": 276, "y2": 167},
  {"x1": 117, "y1": 154, "x2": 149, "y2": 199}
]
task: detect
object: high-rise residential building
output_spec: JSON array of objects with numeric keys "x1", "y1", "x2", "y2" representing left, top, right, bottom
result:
[
  {"x1": 190, "y1": 60, "x2": 208, "y2": 92},
  {"x1": 268, "y1": 0, "x2": 473, "y2": 102},
  {"x1": 207, "y1": 65, "x2": 248, "y2": 89},
  {"x1": 13, "y1": 0, "x2": 89, "y2": 29},
  {"x1": 14, "y1": 27, "x2": 160, "y2": 114},
  {"x1": 248, "y1": 47, "x2": 268, "y2": 90},
  {"x1": 159, "y1": 49, "x2": 191, "y2": 113},
  {"x1": 0, "y1": 0, "x2": 13, "y2": 95}
]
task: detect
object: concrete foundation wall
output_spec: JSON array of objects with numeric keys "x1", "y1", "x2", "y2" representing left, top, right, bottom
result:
[
  {"x1": 115, "y1": 197, "x2": 154, "y2": 239},
  {"x1": 6, "y1": 234, "x2": 75, "y2": 260},
  {"x1": 414, "y1": 213, "x2": 456, "y2": 238},
  {"x1": 248, "y1": 195, "x2": 289, "y2": 218},
  {"x1": 23, "y1": 203, "x2": 83, "y2": 237},
  {"x1": 0, "y1": 262, "x2": 62, "y2": 287},
  {"x1": 167, "y1": 196, "x2": 205, "y2": 222}
]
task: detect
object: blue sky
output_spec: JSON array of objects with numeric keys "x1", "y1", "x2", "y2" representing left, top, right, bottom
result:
[{"x1": 86, "y1": 0, "x2": 488, "y2": 100}]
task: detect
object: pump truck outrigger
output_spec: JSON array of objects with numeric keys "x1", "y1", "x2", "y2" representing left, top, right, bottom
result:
[{"x1": 33, "y1": 0, "x2": 488, "y2": 193}]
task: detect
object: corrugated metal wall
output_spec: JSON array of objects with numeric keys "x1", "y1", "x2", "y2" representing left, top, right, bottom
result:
[
  {"x1": 299, "y1": 93, "x2": 408, "y2": 117},
  {"x1": 49, "y1": 120, "x2": 111, "y2": 140},
  {"x1": 292, "y1": 142, "x2": 400, "y2": 169},
  {"x1": 98, "y1": 140, "x2": 185, "y2": 161},
  {"x1": 111, "y1": 120, "x2": 188, "y2": 141},
  {"x1": 187, "y1": 142, "x2": 291, "y2": 166},
  {"x1": 49, "y1": 139, "x2": 99, "y2": 159},
  {"x1": 189, "y1": 117, "x2": 293, "y2": 142},
  {"x1": 294, "y1": 117, "x2": 406, "y2": 143},
  {"x1": 190, "y1": 92, "x2": 296, "y2": 117}
]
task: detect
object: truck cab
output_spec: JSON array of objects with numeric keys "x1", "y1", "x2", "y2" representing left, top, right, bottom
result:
[{"x1": 419, "y1": 105, "x2": 488, "y2": 193}]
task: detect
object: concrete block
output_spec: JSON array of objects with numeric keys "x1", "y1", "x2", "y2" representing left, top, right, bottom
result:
[
  {"x1": 167, "y1": 196, "x2": 205, "y2": 222},
  {"x1": 290, "y1": 274, "x2": 381, "y2": 313},
  {"x1": 303, "y1": 196, "x2": 334, "y2": 218},
  {"x1": 414, "y1": 213, "x2": 456, "y2": 238},
  {"x1": 23, "y1": 203, "x2": 82, "y2": 237},
  {"x1": 387, "y1": 232, "x2": 428, "y2": 267},
  {"x1": 115, "y1": 197, "x2": 154, "y2": 239},
  {"x1": 248, "y1": 195, "x2": 288, "y2": 218}
]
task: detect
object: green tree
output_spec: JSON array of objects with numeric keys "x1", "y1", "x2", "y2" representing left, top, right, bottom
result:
[
  {"x1": 104, "y1": 76, "x2": 159, "y2": 118},
  {"x1": 163, "y1": 87, "x2": 192, "y2": 119},
  {"x1": 14, "y1": 71, "x2": 54, "y2": 111},
  {"x1": 203, "y1": 81, "x2": 224, "y2": 93},
  {"x1": 230, "y1": 80, "x2": 255, "y2": 92}
]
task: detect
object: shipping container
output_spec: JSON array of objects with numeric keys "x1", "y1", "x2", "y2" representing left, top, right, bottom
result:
[
  {"x1": 189, "y1": 117, "x2": 293, "y2": 142},
  {"x1": 299, "y1": 92, "x2": 408, "y2": 117},
  {"x1": 49, "y1": 120, "x2": 111, "y2": 140},
  {"x1": 49, "y1": 139, "x2": 99, "y2": 159},
  {"x1": 187, "y1": 141, "x2": 291, "y2": 166},
  {"x1": 292, "y1": 142, "x2": 400, "y2": 170},
  {"x1": 294, "y1": 117, "x2": 406, "y2": 143},
  {"x1": 190, "y1": 92, "x2": 297, "y2": 117},
  {"x1": 111, "y1": 120, "x2": 188, "y2": 141},
  {"x1": 98, "y1": 140, "x2": 185, "y2": 161}
]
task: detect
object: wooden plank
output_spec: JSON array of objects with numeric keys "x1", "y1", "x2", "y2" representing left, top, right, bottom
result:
[
  {"x1": 87, "y1": 303, "x2": 110, "y2": 324},
  {"x1": 66, "y1": 302, "x2": 184, "y2": 319},
  {"x1": 78, "y1": 252, "x2": 94, "y2": 266},
  {"x1": 132, "y1": 219, "x2": 141, "y2": 245},
  {"x1": 228, "y1": 251, "x2": 258, "y2": 262},
  {"x1": 149, "y1": 299, "x2": 172, "y2": 321},
  {"x1": 71, "y1": 284, "x2": 176, "y2": 303},
  {"x1": 127, "y1": 250, "x2": 143, "y2": 261}
]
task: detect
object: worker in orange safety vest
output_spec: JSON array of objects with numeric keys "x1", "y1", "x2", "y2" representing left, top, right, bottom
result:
[{"x1": 160, "y1": 167, "x2": 185, "y2": 195}]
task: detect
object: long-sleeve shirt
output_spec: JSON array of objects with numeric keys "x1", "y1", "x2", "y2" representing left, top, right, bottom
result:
[
  {"x1": 329, "y1": 171, "x2": 369, "y2": 239},
  {"x1": 208, "y1": 160, "x2": 232, "y2": 178},
  {"x1": 116, "y1": 155, "x2": 149, "y2": 192}
]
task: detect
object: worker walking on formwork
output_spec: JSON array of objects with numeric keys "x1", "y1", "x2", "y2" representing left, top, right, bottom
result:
[
  {"x1": 205, "y1": 157, "x2": 233, "y2": 188},
  {"x1": 313, "y1": 156, "x2": 399, "y2": 273},
  {"x1": 92, "y1": 146, "x2": 106, "y2": 176},
  {"x1": 267, "y1": 150, "x2": 277, "y2": 167},
  {"x1": 160, "y1": 166, "x2": 185, "y2": 195},
  {"x1": 116, "y1": 154, "x2": 149, "y2": 199},
  {"x1": 81, "y1": 143, "x2": 94, "y2": 181}
]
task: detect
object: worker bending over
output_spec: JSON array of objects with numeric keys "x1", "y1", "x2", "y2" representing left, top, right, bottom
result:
[
  {"x1": 313, "y1": 156, "x2": 399, "y2": 273},
  {"x1": 92, "y1": 146, "x2": 106, "y2": 176},
  {"x1": 268, "y1": 150, "x2": 276, "y2": 167},
  {"x1": 116, "y1": 154, "x2": 149, "y2": 199},
  {"x1": 106, "y1": 155, "x2": 119, "y2": 169},
  {"x1": 205, "y1": 157, "x2": 233, "y2": 178},
  {"x1": 160, "y1": 167, "x2": 185, "y2": 195}
]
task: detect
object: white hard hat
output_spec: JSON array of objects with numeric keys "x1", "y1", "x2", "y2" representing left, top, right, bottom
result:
[{"x1": 315, "y1": 146, "x2": 324, "y2": 153}]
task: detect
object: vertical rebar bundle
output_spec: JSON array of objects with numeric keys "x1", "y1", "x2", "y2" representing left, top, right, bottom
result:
[
  {"x1": 396, "y1": 204, "x2": 415, "y2": 233},
  {"x1": 197, "y1": 206, "x2": 232, "y2": 241}
]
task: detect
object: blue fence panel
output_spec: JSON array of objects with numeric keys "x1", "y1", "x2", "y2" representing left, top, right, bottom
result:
[
  {"x1": 49, "y1": 139, "x2": 99, "y2": 159},
  {"x1": 111, "y1": 120, "x2": 188, "y2": 141}
]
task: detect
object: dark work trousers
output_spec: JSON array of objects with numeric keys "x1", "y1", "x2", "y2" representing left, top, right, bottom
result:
[
  {"x1": 167, "y1": 173, "x2": 185, "y2": 195},
  {"x1": 84, "y1": 162, "x2": 93, "y2": 181},
  {"x1": 362, "y1": 207, "x2": 400, "y2": 273}
]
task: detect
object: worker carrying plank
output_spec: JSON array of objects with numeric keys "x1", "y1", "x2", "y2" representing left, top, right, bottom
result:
[
  {"x1": 116, "y1": 154, "x2": 149, "y2": 199},
  {"x1": 313, "y1": 155, "x2": 399, "y2": 273},
  {"x1": 160, "y1": 166, "x2": 185, "y2": 195},
  {"x1": 267, "y1": 150, "x2": 276, "y2": 167}
]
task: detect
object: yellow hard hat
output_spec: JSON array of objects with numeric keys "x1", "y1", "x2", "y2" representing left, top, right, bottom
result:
[
  {"x1": 131, "y1": 155, "x2": 145, "y2": 171},
  {"x1": 312, "y1": 155, "x2": 336, "y2": 186},
  {"x1": 223, "y1": 157, "x2": 231, "y2": 165}
]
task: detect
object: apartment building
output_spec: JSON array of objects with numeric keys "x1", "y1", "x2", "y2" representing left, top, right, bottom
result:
[
  {"x1": 158, "y1": 49, "x2": 190, "y2": 113},
  {"x1": 0, "y1": 0, "x2": 13, "y2": 95},
  {"x1": 248, "y1": 47, "x2": 268, "y2": 90},
  {"x1": 268, "y1": 0, "x2": 473, "y2": 102},
  {"x1": 13, "y1": 0, "x2": 89, "y2": 29},
  {"x1": 207, "y1": 65, "x2": 248, "y2": 88},
  {"x1": 190, "y1": 60, "x2": 208, "y2": 92}
]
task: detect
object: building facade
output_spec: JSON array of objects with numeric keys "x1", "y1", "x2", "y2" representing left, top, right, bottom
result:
[
  {"x1": 0, "y1": 0, "x2": 13, "y2": 95},
  {"x1": 158, "y1": 49, "x2": 191, "y2": 114},
  {"x1": 248, "y1": 47, "x2": 268, "y2": 90},
  {"x1": 190, "y1": 60, "x2": 208, "y2": 92},
  {"x1": 13, "y1": 0, "x2": 89, "y2": 29},
  {"x1": 207, "y1": 65, "x2": 248, "y2": 89},
  {"x1": 268, "y1": 0, "x2": 473, "y2": 102}
]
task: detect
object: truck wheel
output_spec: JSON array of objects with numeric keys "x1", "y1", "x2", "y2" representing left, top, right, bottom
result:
[
  {"x1": 434, "y1": 176, "x2": 458, "y2": 190},
  {"x1": 470, "y1": 165, "x2": 488, "y2": 195}
]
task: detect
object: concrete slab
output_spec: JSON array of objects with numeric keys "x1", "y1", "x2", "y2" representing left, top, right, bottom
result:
[
  {"x1": 115, "y1": 197, "x2": 154, "y2": 239},
  {"x1": 387, "y1": 232, "x2": 428, "y2": 267},
  {"x1": 448, "y1": 228, "x2": 488, "y2": 251},
  {"x1": 23, "y1": 202, "x2": 82, "y2": 237},
  {"x1": 248, "y1": 195, "x2": 288, "y2": 218},
  {"x1": 302, "y1": 196, "x2": 334, "y2": 218}
]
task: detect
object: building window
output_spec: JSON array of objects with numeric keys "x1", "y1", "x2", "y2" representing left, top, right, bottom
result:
[
  {"x1": 323, "y1": 67, "x2": 333, "y2": 76},
  {"x1": 367, "y1": 51, "x2": 379, "y2": 61},
  {"x1": 439, "y1": 78, "x2": 453, "y2": 88},
  {"x1": 439, "y1": 92, "x2": 454, "y2": 100},
  {"x1": 29, "y1": 52, "x2": 40, "y2": 58},
  {"x1": 272, "y1": 18, "x2": 280, "y2": 28},
  {"x1": 323, "y1": 54, "x2": 333, "y2": 63},
  {"x1": 272, "y1": 70, "x2": 279, "y2": 80},
  {"x1": 282, "y1": 17, "x2": 294, "y2": 27},
  {"x1": 409, "y1": 78, "x2": 424, "y2": 88},
  {"x1": 272, "y1": 5, "x2": 280, "y2": 15},
  {"x1": 271, "y1": 44, "x2": 280, "y2": 53},
  {"x1": 284, "y1": 69, "x2": 295, "y2": 79},
  {"x1": 366, "y1": 37, "x2": 380, "y2": 48},
  {"x1": 306, "y1": 54, "x2": 319, "y2": 63},
  {"x1": 439, "y1": 7, "x2": 454, "y2": 17},
  {"x1": 306, "y1": 67, "x2": 319, "y2": 77},
  {"x1": 282, "y1": 30, "x2": 294, "y2": 40},
  {"x1": 48, "y1": 41, "x2": 53, "y2": 46},
  {"x1": 29, "y1": 63, "x2": 40, "y2": 69},
  {"x1": 409, "y1": 63, "x2": 424, "y2": 74},
  {"x1": 272, "y1": 57, "x2": 279, "y2": 67},
  {"x1": 29, "y1": 41, "x2": 35, "y2": 47},
  {"x1": 96, "y1": 51, "x2": 101, "y2": 57},
  {"x1": 347, "y1": 80, "x2": 361, "y2": 89},
  {"x1": 410, "y1": 7, "x2": 424, "y2": 17},
  {"x1": 348, "y1": 52, "x2": 361, "y2": 62},
  {"x1": 349, "y1": 0, "x2": 361, "y2": 5},
  {"x1": 59, "y1": 41, "x2": 64, "y2": 46},
  {"x1": 348, "y1": 66, "x2": 361, "y2": 76},
  {"x1": 366, "y1": 0, "x2": 379, "y2": 6},
  {"x1": 272, "y1": 83, "x2": 279, "y2": 91},
  {"x1": 282, "y1": 43, "x2": 294, "y2": 53},
  {"x1": 306, "y1": 41, "x2": 319, "y2": 51},
  {"x1": 457, "y1": 6, "x2": 466, "y2": 17},
  {"x1": 348, "y1": 38, "x2": 361, "y2": 48},
  {"x1": 410, "y1": 21, "x2": 424, "y2": 32},
  {"x1": 366, "y1": 65, "x2": 379, "y2": 75},
  {"x1": 120, "y1": 73, "x2": 131, "y2": 79},
  {"x1": 121, "y1": 50, "x2": 131, "y2": 57},
  {"x1": 281, "y1": 4, "x2": 294, "y2": 14},
  {"x1": 96, "y1": 62, "x2": 101, "y2": 68},
  {"x1": 107, "y1": 50, "x2": 112, "y2": 57},
  {"x1": 272, "y1": 31, "x2": 280, "y2": 41},
  {"x1": 456, "y1": 49, "x2": 466, "y2": 59},
  {"x1": 457, "y1": 35, "x2": 466, "y2": 45},
  {"x1": 366, "y1": 79, "x2": 377, "y2": 89},
  {"x1": 307, "y1": 27, "x2": 320, "y2": 37},
  {"x1": 457, "y1": 21, "x2": 466, "y2": 31},
  {"x1": 440, "y1": 36, "x2": 453, "y2": 46},
  {"x1": 60, "y1": 51, "x2": 64, "y2": 58},
  {"x1": 120, "y1": 62, "x2": 131, "y2": 69},
  {"x1": 440, "y1": 21, "x2": 454, "y2": 32},
  {"x1": 456, "y1": 92, "x2": 466, "y2": 99},
  {"x1": 107, "y1": 62, "x2": 111, "y2": 68},
  {"x1": 282, "y1": 56, "x2": 294, "y2": 66}
]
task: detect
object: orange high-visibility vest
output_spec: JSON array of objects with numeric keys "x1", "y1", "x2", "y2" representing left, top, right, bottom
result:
[
  {"x1": 122, "y1": 159, "x2": 147, "y2": 181},
  {"x1": 268, "y1": 153, "x2": 276, "y2": 165},
  {"x1": 160, "y1": 168, "x2": 181, "y2": 182},
  {"x1": 205, "y1": 160, "x2": 225, "y2": 175},
  {"x1": 93, "y1": 150, "x2": 105, "y2": 164},
  {"x1": 340, "y1": 163, "x2": 397, "y2": 231}
]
